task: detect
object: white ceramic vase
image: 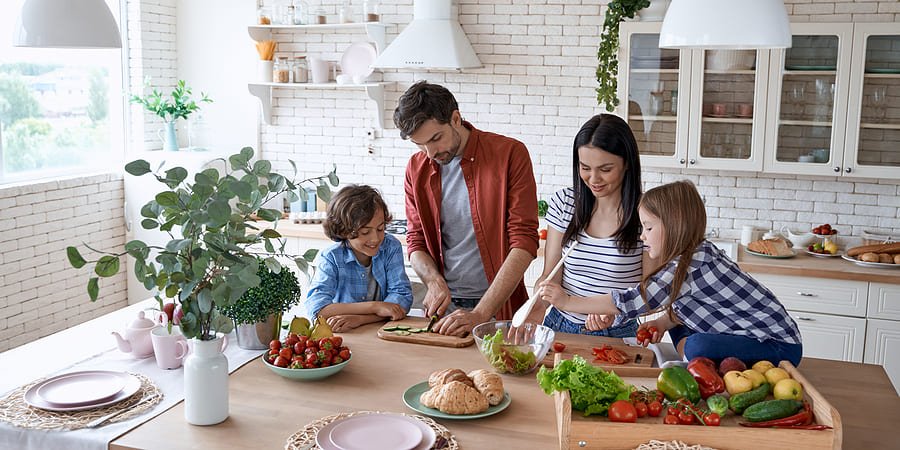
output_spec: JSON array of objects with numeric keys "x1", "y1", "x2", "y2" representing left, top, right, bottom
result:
[{"x1": 184, "y1": 335, "x2": 229, "y2": 425}]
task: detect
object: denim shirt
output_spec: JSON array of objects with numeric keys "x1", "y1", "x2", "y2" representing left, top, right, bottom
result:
[{"x1": 305, "y1": 234, "x2": 413, "y2": 320}]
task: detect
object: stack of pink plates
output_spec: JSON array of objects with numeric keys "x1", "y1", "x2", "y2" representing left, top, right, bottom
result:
[
  {"x1": 315, "y1": 413, "x2": 436, "y2": 450},
  {"x1": 24, "y1": 370, "x2": 141, "y2": 411}
]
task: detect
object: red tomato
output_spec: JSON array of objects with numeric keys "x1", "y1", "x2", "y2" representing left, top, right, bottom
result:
[
  {"x1": 539, "y1": 229, "x2": 548, "y2": 240},
  {"x1": 648, "y1": 326, "x2": 659, "y2": 335},
  {"x1": 677, "y1": 410, "x2": 695, "y2": 425},
  {"x1": 273, "y1": 356, "x2": 289, "y2": 367},
  {"x1": 647, "y1": 400, "x2": 662, "y2": 417},
  {"x1": 634, "y1": 401, "x2": 648, "y2": 418},
  {"x1": 269, "y1": 340, "x2": 281, "y2": 351},
  {"x1": 664, "y1": 414, "x2": 680, "y2": 425},
  {"x1": 552, "y1": 342, "x2": 566, "y2": 352},
  {"x1": 608, "y1": 400, "x2": 637, "y2": 423},
  {"x1": 703, "y1": 412, "x2": 721, "y2": 426},
  {"x1": 279, "y1": 347, "x2": 292, "y2": 359},
  {"x1": 636, "y1": 329, "x2": 651, "y2": 345},
  {"x1": 331, "y1": 336, "x2": 343, "y2": 347},
  {"x1": 667, "y1": 406, "x2": 679, "y2": 417}
]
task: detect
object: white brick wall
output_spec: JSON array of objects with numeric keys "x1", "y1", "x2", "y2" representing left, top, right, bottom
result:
[
  {"x1": 258, "y1": 0, "x2": 900, "y2": 242},
  {"x1": 0, "y1": 174, "x2": 128, "y2": 352}
]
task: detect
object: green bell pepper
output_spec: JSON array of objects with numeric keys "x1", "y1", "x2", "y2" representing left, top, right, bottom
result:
[{"x1": 657, "y1": 366, "x2": 701, "y2": 404}]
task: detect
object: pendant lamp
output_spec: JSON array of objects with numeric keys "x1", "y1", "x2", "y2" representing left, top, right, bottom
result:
[
  {"x1": 14, "y1": 0, "x2": 122, "y2": 49},
  {"x1": 659, "y1": 0, "x2": 791, "y2": 49}
]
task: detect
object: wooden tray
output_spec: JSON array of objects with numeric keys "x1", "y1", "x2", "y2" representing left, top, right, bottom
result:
[
  {"x1": 541, "y1": 333, "x2": 656, "y2": 376},
  {"x1": 553, "y1": 355, "x2": 841, "y2": 449},
  {"x1": 376, "y1": 318, "x2": 474, "y2": 348}
]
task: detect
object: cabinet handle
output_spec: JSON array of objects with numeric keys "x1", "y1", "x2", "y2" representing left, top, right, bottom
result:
[
  {"x1": 795, "y1": 316, "x2": 815, "y2": 321},
  {"x1": 679, "y1": 158, "x2": 686, "y2": 164},
  {"x1": 796, "y1": 291, "x2": 816, "y2": 297},
  {"x1": 833, "y1": 166, "x2": 841, "y2": 172},
  {"x1": 689, "y1": 159, "x2": 696, "y2": 165},
  {"x1": 845, "y1": 167, "x2": 852, "y2": 173}
]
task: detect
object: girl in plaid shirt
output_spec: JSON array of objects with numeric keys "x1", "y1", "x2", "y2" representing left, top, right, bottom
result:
[
  {"x1": 539, "y1": 180, "x2": 803, "y2": 366},
  {"x1": 306, "y1": 185, "x2": 413, "y2": 331}
]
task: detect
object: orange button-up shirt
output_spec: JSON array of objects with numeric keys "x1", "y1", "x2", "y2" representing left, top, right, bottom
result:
[{"x1": 404, "y1": 122, "x2": 539, "y2": 320}]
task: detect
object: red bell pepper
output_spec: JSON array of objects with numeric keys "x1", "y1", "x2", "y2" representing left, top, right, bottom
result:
[{"x1": 687, "y1": 357, "x2": 725, "y2": 399}]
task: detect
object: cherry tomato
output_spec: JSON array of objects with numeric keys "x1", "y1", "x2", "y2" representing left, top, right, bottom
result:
[
  {"x1": 647, "y1": 400, "x2": 662, "y2": 417},
  {"x1": 648, "y1": 326, "x2": 659, "y2": 336},
  {"x1": 636, "y1": 329, "x2": 651, "y2": 345},
  {"x1": 539, "y1": 229, "x2": 548, "y2": 240},
  {"x1": 552, "y1": 342, "x2": 566, "y2": 352},
  {"x1": 677, "y1": 410, "x2": 695, "y2": 425},
  {"x1": 667, "y1": 406, "x2": 680, "y2": 417},
  {"x1": 634, "y1": 401, "x2": 648, "y2": 418},
  {"x1": 608, "y1": 400, "x2": 637, "y2": 423},
  {"x1": 703, "y1": 412, "x2": 721, "y2": 426},
  {"x1": 664, "y1": 414, "x2": 680, "y2": 425},
  {"x1": 269, "y1": 340, "x2": 281, "y2": 351}
]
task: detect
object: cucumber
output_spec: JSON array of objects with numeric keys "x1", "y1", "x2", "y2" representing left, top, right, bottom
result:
[
  {"x1": 729, "y1": 382, "x2": 770, "y2": 414},
  {"x1": 382, "y1": 326, "x2": 399, "y2": 331},
  {"x1": 407, "y1": 328, "x2": 424, "y2": 333},
  {"x1": 393, "y1": 330, "x2": 411, "y2": 336},
  {"x1": 742, "y1": 399, "x2": 804, "y2": 422},
  {"x1": 394, "y1": 325, "x2": 411, "y2": 331}
]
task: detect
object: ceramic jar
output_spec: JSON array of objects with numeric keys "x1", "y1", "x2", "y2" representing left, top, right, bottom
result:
[{"x1": 184, "y1": 334, "x2": 229, "y2": 425}]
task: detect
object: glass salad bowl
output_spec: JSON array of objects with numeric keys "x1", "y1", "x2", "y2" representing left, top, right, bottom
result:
[{"x1": 472, "y1": 321, "x2": 555, "y2": 375}]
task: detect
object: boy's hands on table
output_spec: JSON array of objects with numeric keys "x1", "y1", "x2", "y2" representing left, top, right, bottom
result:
[{"x1": 326, "y1": 315, "x2": 370, "y2": 332}]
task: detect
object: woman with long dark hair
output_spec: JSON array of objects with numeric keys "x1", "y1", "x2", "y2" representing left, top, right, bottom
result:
[{"x1": 525, "y1": 114, "x2": 647, "y2": 337}]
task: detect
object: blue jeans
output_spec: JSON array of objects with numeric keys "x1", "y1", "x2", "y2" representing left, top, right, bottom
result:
[
  {"x1": 668, "y1": 325, "x2": 803, "y2": 367},
  {"x1": 542, "y1": 307, "x2": 638, "y2": 338}
]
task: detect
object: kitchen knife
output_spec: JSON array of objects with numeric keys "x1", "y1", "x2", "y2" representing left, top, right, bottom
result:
[{"x1": 425, "y1": 314, "x2": 439, "y2": 333}]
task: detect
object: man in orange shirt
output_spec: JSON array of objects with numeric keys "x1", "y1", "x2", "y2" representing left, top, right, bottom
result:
[{"x1": 395, "y1": 81, "x2": 539, "y2": 337}]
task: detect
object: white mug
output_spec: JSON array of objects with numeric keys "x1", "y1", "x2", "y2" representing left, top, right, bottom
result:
[
  {"x1": 308, "y1": 57, "x2": 330, "y2": 84},
  {"x1": 741, "y1": 225, "x2": 761, "y2": 246}
]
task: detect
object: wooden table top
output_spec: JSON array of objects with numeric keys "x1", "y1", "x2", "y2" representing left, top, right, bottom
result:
[{"x1": 110, "y1": 327, "x2": 900, "y2": 450}]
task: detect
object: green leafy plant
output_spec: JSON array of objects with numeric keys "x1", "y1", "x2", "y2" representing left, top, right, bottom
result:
[
  {"x1": 596, "y1": 0, "x2": 650, "y2": 111},
  {"x1": 66, "y1": 147, "x2": 339, "y2": 341},
  {"x1": 219, "y1": 258, "x2": 303, "y2": 325},
  {"x1": 537, "y1": 199, "x2": 549, "y2": 218},
  {"x1": 130, "y1": 79, "x2": 212, "y2": 122}
]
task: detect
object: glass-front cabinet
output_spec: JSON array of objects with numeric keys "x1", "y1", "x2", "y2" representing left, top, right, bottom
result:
[
  {"x1": 764, "y1": 24, "x2": 853, "y2": 176},
  {"x1": 844, "y1": 23, "x2": 900, "y2": 179}
]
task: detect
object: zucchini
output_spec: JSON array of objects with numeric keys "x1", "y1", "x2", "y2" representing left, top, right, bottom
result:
[
  {"x1": 742, "y1": 399, "x2": 803, "y2": 422},
  {"x1": 729, "y1": 382, "x2": 770, "y2": 414}
]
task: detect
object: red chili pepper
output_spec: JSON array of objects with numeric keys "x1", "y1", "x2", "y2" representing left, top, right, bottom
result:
[{"x1": 772, "y1": 424, "x2": 833, "y2": 430}]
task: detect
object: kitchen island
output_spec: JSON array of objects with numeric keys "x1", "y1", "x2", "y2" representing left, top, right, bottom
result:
[{"x1": 110, "y1": 325, "x2": 900, "y2": 450}]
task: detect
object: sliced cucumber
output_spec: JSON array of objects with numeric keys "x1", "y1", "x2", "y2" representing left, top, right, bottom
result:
[
  {"x1": 407, "y1": 328, "x2": 424, "y2": 333},
  {"x1": 394, "y1": 330, "x2": 411, "y2": 336},
  {"x1": 393, "y1": 325, "x2": 411, "y2": 331},
  {"x1": 382, "y1": 326, "x2": 400, "y2": 332}
]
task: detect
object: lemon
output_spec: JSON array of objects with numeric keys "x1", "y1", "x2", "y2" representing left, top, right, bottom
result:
[{"x1": 289, "y1": 316, "x2": 311, "y2": 336}]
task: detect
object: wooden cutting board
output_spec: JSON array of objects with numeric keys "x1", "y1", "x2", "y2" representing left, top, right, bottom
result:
[
  {"x1": 376, "y1": 318, "x2": 475, "y2": 348},
  {"x1": 541, "y1": 333, "x2": 655, "y2": 372}
]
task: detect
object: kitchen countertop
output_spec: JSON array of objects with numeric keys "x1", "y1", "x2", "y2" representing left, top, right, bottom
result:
[
  {"x1": 108, "y1": 328, "x2": 900, "y2": 450},
  {"x1": 737, "y1": 246, "x2": 900, "y2": 284}
]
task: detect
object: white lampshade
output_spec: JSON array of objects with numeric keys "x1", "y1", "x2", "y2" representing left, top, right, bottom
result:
[
  {"x1": 659, "y1": 0, "x2": 791, "y2": 49},
  {"x1": 14, "y1": 0, "x2": 122, "y2": 49}
]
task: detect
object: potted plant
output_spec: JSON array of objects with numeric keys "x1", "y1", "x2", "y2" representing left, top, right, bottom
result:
[
  {"x1": 220, "y1": 258, "x2": 303, "y2": 350},
  {"x1": 596, "y1": 0, "x2": 650, "y2": 111},
  {"x1": 130, "y1": 79, "x2": 212, "y2": 151},
  {"x1": 67, "y1": 146, "x2": 338, "y2": 425}
]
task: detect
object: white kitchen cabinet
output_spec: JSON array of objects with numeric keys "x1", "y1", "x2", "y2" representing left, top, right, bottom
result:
[
  {"x1": 789, "y1": 310, "x2": 867, "y2": 363},
  {"x1": 752, "y1": 273, "x2": 868, "y2": 317},
  {"x1": 864, "y1": 318, "x2": 900, "y2": 395},
  {"x1": 867, "y1": 282, "x2": 900, "y2": 320}
]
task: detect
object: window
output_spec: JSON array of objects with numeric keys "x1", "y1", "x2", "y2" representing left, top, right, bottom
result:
[{"x1": 0, "y1": 0, "x2": 124, "y2": 184}]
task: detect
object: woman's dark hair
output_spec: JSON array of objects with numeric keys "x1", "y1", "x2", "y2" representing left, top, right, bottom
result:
[
  {"x1": 323, "y1": 185, "x2": 392, "y2": 241},
  {"x1": 562, "y1": 114, "x2": 642, "y2": 254},
  {"x1": 393, "y1": 80, "x2": 459, "y2": 140}
]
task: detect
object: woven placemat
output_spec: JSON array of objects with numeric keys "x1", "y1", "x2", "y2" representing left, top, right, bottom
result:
[
  {"x1": 0, "y1": 372, "x2": 162, "y2": 431},
  {"x1": 285, "y1": 410, "x2": 459, "y2": 450}
]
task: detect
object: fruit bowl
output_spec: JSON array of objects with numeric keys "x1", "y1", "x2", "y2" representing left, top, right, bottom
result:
[
  {"x1": 261, "y1": 352, "x2": 350, "y2": 381},
  {"x1": 473, "y1": 320, "x2": 555, "y2": 375}
]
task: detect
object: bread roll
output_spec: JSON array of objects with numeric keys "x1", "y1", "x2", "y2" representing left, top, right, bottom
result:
[
  {"x1": 879, "y1": 253, "x2": 894, "y2": 264},
  {"x1": 747, "y1": 238, "x2": 793, "y2": 257},
  {"x1": 894, "y1": 254, "x2": 900, "y2": 264},
  {"x1": 847, "y1": 242, "x2": 900, "y2": 257},
  {"x1": 860, "y1": 252, "x2": 879, "y2": 262},
  {"x1": 467, "y1": 369, "x2": 505, "y2": 406},
  {"x1": 428, "y1": 368, "x2": 474, "y2": 389},
  {"x1": 420, "y1": 381, "x2": 489, "y2": 415}
]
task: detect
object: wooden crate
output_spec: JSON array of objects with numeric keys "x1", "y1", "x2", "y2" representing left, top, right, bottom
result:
[{"x1": 553, "y1": 359, "x2": 841, "y2": 450}]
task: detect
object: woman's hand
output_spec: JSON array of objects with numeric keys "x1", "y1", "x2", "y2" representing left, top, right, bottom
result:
[
  {"x1": 537, "y1": 281, "x2": 569, "y2": 309},
  {"x1": 584, "y1": 314, "x2": 614, "y2": 331},
  {"x1": 374, "y1": 302, "x2": 406, "y2": 320}
]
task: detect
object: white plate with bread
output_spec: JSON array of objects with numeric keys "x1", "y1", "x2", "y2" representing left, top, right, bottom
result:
[
  {"x1": 842, "y1": 242, "x2": 900, "y2": 268},
  {"x1": 746, "y1": 238, "x2": 796, "y2": 258}
]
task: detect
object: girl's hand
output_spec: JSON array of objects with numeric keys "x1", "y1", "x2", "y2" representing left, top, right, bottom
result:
[
  {"x1": 375, "y1": 302, "x2": 406, "y2": 320},
  {"x1": 326, "y1": 314, "x2": 368, "y2": 332},
  {"x1": 537, "y1": 281, "x2": 569, "y2": 309},
  {"x1": 584, "y1": 314, "x2": 614, "y2": 331},
  {"x1": 636, "y1": 319, "x2": 667, "y2": 347}
]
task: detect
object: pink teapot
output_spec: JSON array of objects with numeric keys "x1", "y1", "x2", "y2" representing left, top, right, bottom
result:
[{"x1": 112, "y1": 311, "x2": 159, "y2": 358}]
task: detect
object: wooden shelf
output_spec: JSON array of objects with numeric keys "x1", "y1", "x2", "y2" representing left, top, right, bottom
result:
[
  {"x1": 779, "y1": 119, "x2": 833, "y2": 127},
  {"x1": 248, "y1": 22, "x2": 387, "y2": 53},
  {"x1": 701, "y1": 116, "x2": 753, "y2": 124},
  {"x1": 859, "y1": 122, "x2": 900, "y2": 130},
  {"x1": 247, "y1": 82, "x2": 391, "y2": 128},
  {"x1": 704, "y1": 69, "x2": 756, "y2": 75},
  {"x1": 628, "y1": 114, "x2": 677, "y2": 122},
  {"x1": 864, "y1": 72, "x2": 900, "y2": 78},
  {"x1": 784, "y1": 70, "x2": 838, "y2": 76}
]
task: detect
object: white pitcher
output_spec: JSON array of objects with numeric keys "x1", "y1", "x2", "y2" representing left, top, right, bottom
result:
[
  {"x1": 308, "y1": 56, "x2": 330, "y2": 84},
  {"x1": 184, "y1": 333, "x2": 229, "y2": 425}
]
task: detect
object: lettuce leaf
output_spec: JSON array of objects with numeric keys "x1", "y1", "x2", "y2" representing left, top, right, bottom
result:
[
  {"x1": 481, "y1": 329, "x2": 537, "y2": 374},
  {"x1": 536, "y1": 355, "x2": 632, "y2": 416}
]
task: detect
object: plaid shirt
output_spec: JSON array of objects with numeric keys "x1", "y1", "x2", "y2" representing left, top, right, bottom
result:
[
  {"x1": 612, "y1": 241, "x2": 801, "y2": 345},
  {"x1": 306, "y1": 234, "x2": 412, "y2": 320}
]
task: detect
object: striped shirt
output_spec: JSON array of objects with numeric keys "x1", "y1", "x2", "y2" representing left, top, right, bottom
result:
[
  {"x1": 611, "y1": 240, "x2": 802, "y2": 345},
  {"x1": 546, "y1": 188, "x2": 643, "y2": 324}
]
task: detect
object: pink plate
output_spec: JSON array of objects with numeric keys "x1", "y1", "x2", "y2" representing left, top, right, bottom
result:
[
  {"x1": 37, "y1": 371, "x2": 125, "y2": 407},
  {"x1": 315, "y1": 413, "x2": 435, "y2": 450},
  {"x1": 24, "y1": 371, "x2": 141, "y2": 412}
]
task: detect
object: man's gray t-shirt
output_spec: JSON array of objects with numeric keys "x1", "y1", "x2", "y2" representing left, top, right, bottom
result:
[{"x1": 440, "y1": 157, "x2": 490, "y2": 299}]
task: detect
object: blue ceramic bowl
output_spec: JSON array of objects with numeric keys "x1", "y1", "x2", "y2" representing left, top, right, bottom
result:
[{"x1": 261, "y1": 353, "x2": 350, "y2": 380}]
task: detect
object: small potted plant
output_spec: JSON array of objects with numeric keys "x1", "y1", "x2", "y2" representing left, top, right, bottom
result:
[
  {"x1": 67, "y1": 146, "x2": 337, "y2": 425},
  {"x1": 130, "y1": 79, "x2": 212, "y2": 151},
  {"x1": 596, "y1": 0, "x2": 650, "y2": 111},
  {"x1": 220, "y1": 259, "x2": 304, "y2": 350}
]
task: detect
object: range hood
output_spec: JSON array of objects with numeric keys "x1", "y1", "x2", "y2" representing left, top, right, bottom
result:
[{"x1": 372, "y1": 0, "x2": 482, "y2": 71}]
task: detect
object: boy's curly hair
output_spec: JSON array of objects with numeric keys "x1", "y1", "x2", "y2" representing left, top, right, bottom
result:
[{"x1": 323, "y1": 185, "x2": 392, "y2": 241}]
